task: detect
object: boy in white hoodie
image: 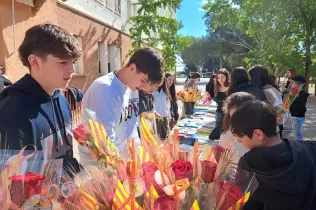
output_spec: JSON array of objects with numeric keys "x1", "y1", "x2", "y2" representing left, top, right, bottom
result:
[{"x1": 80, "y1": 48, "x2": 163, "y2": 167}]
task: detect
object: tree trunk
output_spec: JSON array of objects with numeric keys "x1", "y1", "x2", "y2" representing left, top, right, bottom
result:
[
  {"x1": 314, "y1": 81, "x2": 316, "y2": 96},
  {"x1": 220, "y1": 56, "x2": 224, "y2": 68},
  {"x1": 305, "y1": 38, "x2": 311, "y2": 93}
]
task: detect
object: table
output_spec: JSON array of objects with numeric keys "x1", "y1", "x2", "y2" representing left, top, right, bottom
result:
[{"x1": 172, "y1": 102, "x2": 218, "y2": 146}]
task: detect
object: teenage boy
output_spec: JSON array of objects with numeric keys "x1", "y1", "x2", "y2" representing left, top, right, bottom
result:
[
  {"x1": 231, "y1": 100, "x2": 316, "y2": 210},
  {"x1": 81, "y1": 48, "x2": 163, "y2": 166},
  {"x1": 0, "y1": 24, "x2": 81, "y2": 174},
  {"x1": 289, "y1": 75, "x2": 310, "y2": 140}
]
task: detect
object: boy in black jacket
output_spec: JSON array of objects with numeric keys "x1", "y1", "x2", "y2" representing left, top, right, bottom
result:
[
  {"x1": 0, "y1": 24, "x2": 81, "y2": 175},
  {"x1": 231, "y1": 100, "x2": 316, "y2": 210},
  {"x1": 289, "y1": 75, "x2": 310, "y2": 140}
]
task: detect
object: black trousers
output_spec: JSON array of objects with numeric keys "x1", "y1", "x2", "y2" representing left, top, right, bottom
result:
[{"x1": 156, "y1": 117, "x2": 170, "y2": 140}]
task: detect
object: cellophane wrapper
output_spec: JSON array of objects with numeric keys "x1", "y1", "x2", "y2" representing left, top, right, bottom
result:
[{"x1": 0, "y1": 146, "x2": 63, "y2": 209}]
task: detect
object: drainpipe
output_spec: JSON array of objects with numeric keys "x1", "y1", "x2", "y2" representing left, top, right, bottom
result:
[{"x1": 11, "y1": 0, "x2": 16, "y2": 53}]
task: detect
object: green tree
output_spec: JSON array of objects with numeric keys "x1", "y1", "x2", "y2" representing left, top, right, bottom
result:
[
  {"x1": 203, "y1": 0, "x2": 316, "y2": 91},
  {"x1": 129, "y1": 0, "x2": 189, "y2": 71}
]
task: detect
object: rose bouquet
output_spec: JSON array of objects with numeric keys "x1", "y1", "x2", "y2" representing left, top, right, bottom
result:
[
  {"x1": 280, "y1": 83, "x2": 304, "y2": 114},
  {"x1": 176, "y1": 84, "x2": 202, "y2": 103},
  {"x1": 0, "y1": 146, "x2": 63, "y2": 209},
  {"x1": 71, "y1": 109, "x2": 121, "y2": 167},
  {"x1": 61, "y1": 165, "x2": 119, "y2": 210}
]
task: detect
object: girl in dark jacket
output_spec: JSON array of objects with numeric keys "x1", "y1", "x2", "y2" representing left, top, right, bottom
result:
[{"x1": 227, "y1": 67, "x2": 267, "y2": 101}]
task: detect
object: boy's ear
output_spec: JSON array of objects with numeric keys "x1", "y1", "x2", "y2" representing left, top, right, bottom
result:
[
  {"x1": 28, "y1": 55, "x2": 40, "y2": 71},
  {"x1": 253, "y1": 129, "x2": 264, "y2": 141},
  {"x1": 129, "y1": 63, "x2": 137, "y2": 72}
]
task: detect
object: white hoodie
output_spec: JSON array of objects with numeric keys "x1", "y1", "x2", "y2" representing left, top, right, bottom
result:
[{"x1": 78, "y1": 72, "x2": 139, "y2": 167}]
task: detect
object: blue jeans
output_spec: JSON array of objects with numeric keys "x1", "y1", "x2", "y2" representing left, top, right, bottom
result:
[{"x1": 292, "y1": 117, "x2": 305, "y2": 140}]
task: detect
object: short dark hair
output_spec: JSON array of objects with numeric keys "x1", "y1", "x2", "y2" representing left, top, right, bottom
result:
[
  {"x1": 127, "y1": 47, "x2": 163, "y2": 85},
  {"x1": 191, "y1": 72, "x2": 201, "y2": 79},
  {"x1": 291, "y1": 75, "x2": 306, "y2": 84},
  {"x1": 19, "y1": 23, "x2": 81, "y2": 70},
  {"x1": 231, "y1": 100, "x2": 277, "y2": 138},
  {"x1": 227, "y1": 67, "x2": 250, "y2": 95},
  {"x1": 222, "y1": 92, "x2": 256, "y2": 132}
]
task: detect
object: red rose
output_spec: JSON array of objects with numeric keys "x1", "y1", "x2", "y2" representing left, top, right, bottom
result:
[
  {"x1": 10, "y1": 172, "x2": 46, "y2": 206},
  {"x1": 142, "y1": 162, "x2": 158, "y2": 175},
  {"x1": 201, "y1": 160, "x2": 217, "y2": 183},
  {"x1": 170, "y1": 160, "x2": 193, "y2": 181},
  {"x1": 291, "y1": 86, "x2": 300, "y2": 95},
  {"x1": 216, "y1": 181, "x2": 244, "y2": 210},
  {"x1": 213, "y1": 144, "x2": 227, "y2": 163},
  {"x1": 104, "y1": 191, "x2": 115, "y2": 207},
  {"x1": 153, "y1": 195, "x2": 177, "y2": 210},
  {"x1": 72, "y1": 124, "x2": 91, "y2": 144},
  {"x1": 141, "y1": 162, "x2": 165, "y2": 195}
]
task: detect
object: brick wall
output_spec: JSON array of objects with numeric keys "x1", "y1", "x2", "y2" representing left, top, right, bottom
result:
[
  {"x1": 0, "y1": 0, "x2": 58, "y2": 82},
  {"x1": 57, "y1": 3, "x2": 133, "y2": 92}
]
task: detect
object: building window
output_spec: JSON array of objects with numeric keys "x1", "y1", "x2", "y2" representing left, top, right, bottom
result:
[
  {"x1": 114, "y1": 0, "x2": 121, "y2": 14},
  {"x1": 108, "y1": 45, "x2": 121, "y2": 72},
  {"x1": 98, "y1": 42, "x2": 109, "y2": 74},
  {"x1": 74, "y1": 36, "x2": 83, "y2": 74},
  {"x1": 127, "y1": 0, "x2": 132, "y2": 18}
]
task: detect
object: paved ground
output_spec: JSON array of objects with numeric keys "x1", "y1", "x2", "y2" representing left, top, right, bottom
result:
[{"x1": 176, "y1": 79, "x2": 316, "y2": 141}]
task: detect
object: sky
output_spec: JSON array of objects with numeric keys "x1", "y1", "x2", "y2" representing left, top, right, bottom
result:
[{"x1": 176, "y1": 0, "x2": 207, "y2": 37}]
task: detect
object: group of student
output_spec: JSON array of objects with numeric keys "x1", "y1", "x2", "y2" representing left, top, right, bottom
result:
[
  {"x1": 0, "y1": 23, "x2": 177, "y2": 170},
  {"x1": 222, "y1": 92, "x2": 316, "y2": 209},
  {"x1": 0, "y1": 23, "x2": 315, "y2": 209},
  {"x1": 206, "y1": 66, "x2": 309, "y2": 141}
]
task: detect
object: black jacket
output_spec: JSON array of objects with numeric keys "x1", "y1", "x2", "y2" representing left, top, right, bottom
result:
[
  {"x1": 230, "y1": 82, "x2": 267, "y2": 101},
  {"x1": 0, "y1": 75, "x2": 12, "y2": 93},
  {"x1": 65, "y1": 87, "x2": 84, "y2": 110},
  {"x1": 139, "y1": 90, "x2": 154, "y2": 114},
  {"x1": 206, "y1": 82, "x2": 215, "y2": 98},
  {"x1": 170, "y1": 99, "x2": 179, "y2": 121},
  {"x1": 0, "y1": 74, "x2": 80, "y2": 174},
  {"x1": 240, "y1": 139, "x2": 316, "y2": 210},
  {"x1": 290, "y1": 90, "x2": 310, "y2": 117}
]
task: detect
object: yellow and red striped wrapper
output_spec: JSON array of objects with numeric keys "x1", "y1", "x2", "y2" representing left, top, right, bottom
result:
[
  {"x1": 88, "y1": 119, "x2": 120, "y2": 164},
  {"x1": 190, "y1": 200, "x2": 200, "y2": 210},
  {"x1": 138, "y1": 145, "x2": 152, "y2": 165},
  {"x1": 227, "y1": 191, "x2": 251, "y2": 210},
  {"x1": 112, "y1": 181, "x2": 143, "y2": 210}
]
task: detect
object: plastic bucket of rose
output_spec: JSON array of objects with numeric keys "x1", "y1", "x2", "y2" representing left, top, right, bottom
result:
[
  {"x1": 195, "y1": 143, "x2": 256, "y2": 210},
  {"x1": 0, "y1": 145, "x2": 63, "y2": 210}
]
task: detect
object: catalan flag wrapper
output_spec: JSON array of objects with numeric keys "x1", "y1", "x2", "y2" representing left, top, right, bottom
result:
[
  {"x1": 139, "y1": 112, "x2": 159, "y2": 147},
  {"x1": 281, "y1": 84, "x2": 304, "y2": 114},
  {"x1": 189, "y1": 200, "x2": 200, "y2": 210},
  {"x1": 72, "y1": 109, "x2": 120, "y2": 166},
  {"x1": 112, "y1": 181, "x2": 143, "y2": 210},
  {"x1": 227, "y1": 191, "x2": 250, "y2": 210}
]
